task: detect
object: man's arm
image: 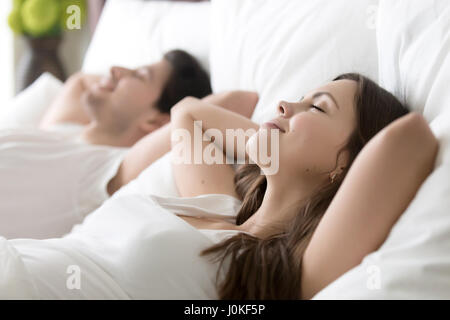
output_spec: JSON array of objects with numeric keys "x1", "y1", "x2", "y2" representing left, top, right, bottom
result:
[{"x1": 39, "y1": 72, "x2": 102, "y2": 129}]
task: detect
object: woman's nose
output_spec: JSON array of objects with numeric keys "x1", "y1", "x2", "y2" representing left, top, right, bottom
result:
[{"x1": 277, "y1": 100, "x2": 293, "y2": 118}]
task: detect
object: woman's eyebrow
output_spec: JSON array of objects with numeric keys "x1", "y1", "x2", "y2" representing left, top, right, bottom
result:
[{"x1": 312, "y1": 91, "x2": 340, "y2": 110}]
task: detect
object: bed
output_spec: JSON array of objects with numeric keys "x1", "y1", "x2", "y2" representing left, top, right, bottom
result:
[{"x1": 0, "y1": 0, "x2": 449, "y2": 299}]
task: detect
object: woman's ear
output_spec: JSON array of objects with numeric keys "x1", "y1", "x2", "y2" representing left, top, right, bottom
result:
[
  {"x1": 334, "y1": 150, "x2": 351, "y2": 176},
  {"x1": 138, "y1": 111, "x2": 170, "y2": 134}
]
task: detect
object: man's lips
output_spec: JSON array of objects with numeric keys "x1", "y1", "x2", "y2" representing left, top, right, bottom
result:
[{"x1": 261, "y1": 120, "x2": 285, "y2": 132}]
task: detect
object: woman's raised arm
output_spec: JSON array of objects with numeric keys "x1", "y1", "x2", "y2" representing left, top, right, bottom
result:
[
  {"x1": 170, "y1": 94, "x2": 260, "y2": 198},
  {"x1": 300, "y1": 112, "x2": 439, "y2": 299}
]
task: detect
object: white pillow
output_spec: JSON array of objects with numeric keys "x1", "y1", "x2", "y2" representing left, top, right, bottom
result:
[
  {"x1": 0, "y1": 73, "x2": 63, "y2": 129},
  {"x1": 314, "y1": 0, "x2": 450, "y2": 299},
  {"x1": 377, "y1": 0, "x2": 450, "y2": 122},
  {"x1": 209, "y1": 0, "x2": 380, "y2": 124},
  {"x1": 431, "y1": 110, "x2": 450, "y2": 167},
  {"x1": 82, "y1": 0, "x2": 211, "y2": 75}
]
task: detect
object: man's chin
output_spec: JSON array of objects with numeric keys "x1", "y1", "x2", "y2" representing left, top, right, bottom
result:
[{"x1": 81, "y1": 91, "x2": 104, "y2": 120}]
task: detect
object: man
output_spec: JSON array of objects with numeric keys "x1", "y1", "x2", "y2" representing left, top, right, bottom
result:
[
  {"x1": 39, "y1": 49, "x2": 212, "y2": 147},
  {"x1": 0, "y1": 49, "x2": 213, "y2": 239}
]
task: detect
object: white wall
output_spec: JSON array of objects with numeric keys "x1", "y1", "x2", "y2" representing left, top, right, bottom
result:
[
  {"x1": 60, "y1": 26, "x2": 92, "y2": 76},
  {"x1": 0, "y1": 0, "x2": 14, "y2": 107}
]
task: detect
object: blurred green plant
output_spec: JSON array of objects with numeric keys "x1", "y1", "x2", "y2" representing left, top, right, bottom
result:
[{"x1": 8, "y1": 0, "x2": 87, "y2": 38}]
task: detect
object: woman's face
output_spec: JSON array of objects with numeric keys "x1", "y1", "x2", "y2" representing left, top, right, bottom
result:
[{"x1": 247, "y1": 79, "x2": 358, "y2": 184}]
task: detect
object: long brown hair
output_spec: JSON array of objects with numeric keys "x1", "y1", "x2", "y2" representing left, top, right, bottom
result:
[{"x1": 200, "y1": 73, "x2": 410, "y2": 299}]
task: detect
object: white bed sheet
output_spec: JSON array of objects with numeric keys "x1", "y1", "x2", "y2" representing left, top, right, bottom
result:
[{"x1": 1, "y1": 193, "x2": 243, "y2": 299}]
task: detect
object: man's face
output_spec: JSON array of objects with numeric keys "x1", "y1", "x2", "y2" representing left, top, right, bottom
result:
[{"x1": 82, "y1": 58, "x2": 172, "y2": 133}]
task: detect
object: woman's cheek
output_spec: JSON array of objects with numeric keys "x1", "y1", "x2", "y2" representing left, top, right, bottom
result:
[
  {"x1": 246, "y1": 128, "x2": 280, "y2": 166},
  {"x1": 289, "y1": 116, "x2": 320, "y2": 148},
  {"x1": 288, "y1": 116, "x2": 333, "y2": 166},
  {"x1": 289, "y1": 113, "x2": 316, "y2": 133}
]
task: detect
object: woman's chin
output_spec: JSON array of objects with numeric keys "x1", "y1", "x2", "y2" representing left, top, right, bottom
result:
[
  {"x1": 246, "y1": 133, "x2": 280, "y2": 175},
  {"x1": 245, "y1": 133, "x2": 258, "y2": 161}
]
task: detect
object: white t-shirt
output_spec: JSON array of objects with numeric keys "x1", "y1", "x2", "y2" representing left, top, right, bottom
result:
[
  {"x1": 0, "y1": 125, "x2": 129, "y2": 239},
  {"x1": 4, "y1": 193, "x2": 246, "y2": 299}
]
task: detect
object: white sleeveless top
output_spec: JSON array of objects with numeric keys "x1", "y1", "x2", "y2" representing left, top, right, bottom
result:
[
  {"x1": 2, "y1": 193, "x2": 246, "y2": 299},
  {"x1": 0, "y1": 126, "x2": 128, "y2": 239}
]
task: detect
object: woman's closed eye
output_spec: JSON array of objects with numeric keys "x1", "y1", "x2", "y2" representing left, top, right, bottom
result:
[
  {"x1": 310, "y1": 104, "x2": 325, "y2": 113},
  {"x1": 299, "y1": 96, "x2": 325, "y2": 113}
]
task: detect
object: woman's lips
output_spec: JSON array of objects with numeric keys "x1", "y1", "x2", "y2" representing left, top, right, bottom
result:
[{"x1": 261, "y1": 121, "x2": 285, "y2": 132}]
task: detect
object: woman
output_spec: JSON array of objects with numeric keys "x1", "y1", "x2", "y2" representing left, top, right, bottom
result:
[
  {"x1": 4, "y1": 73, "x2": 438, "y2": 299},
  {"x1": 109, "y1": 73, "x2": 438, "y2": 299}
]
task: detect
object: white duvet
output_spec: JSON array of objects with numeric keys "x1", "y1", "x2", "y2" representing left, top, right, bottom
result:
[{"x1": 0, "y1": 193, "x2": 243, "y2": 299}]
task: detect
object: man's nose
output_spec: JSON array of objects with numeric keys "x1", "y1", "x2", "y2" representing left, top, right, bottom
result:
[{"x1": 110, "y1": 66, "x2": 130, "y2": 80}]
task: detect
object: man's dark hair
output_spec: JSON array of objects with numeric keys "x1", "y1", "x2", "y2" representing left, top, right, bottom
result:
[{"x1": 155, "y1": 49, "x2": 212, "y2": 113}]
